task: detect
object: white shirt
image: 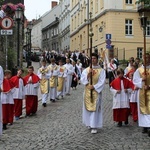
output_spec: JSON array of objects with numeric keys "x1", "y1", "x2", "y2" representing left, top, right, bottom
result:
[{"x1": 64, "y1": 63, "x2": 74, "y2": 75}]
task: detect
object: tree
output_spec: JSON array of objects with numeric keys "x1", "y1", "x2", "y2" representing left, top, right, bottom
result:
[{"x1": 135, "y1": 0, "x2": 150, "y2": 7}]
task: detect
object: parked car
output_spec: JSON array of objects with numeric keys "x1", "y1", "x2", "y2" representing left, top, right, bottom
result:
[{"x1": 31, "y1": 51, "x2": 42, "y2": 62}]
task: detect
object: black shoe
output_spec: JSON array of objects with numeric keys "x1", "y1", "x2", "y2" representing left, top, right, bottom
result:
[
  {"x1": 142, "y1": 127, "x2": 148, "y2": 133},
  {"x1": 25, "y1": 114, "x2": 30, "y2": 118},
  {"x1": 31, "y1": 112, "x2": 36, "y2": 116},
  {"x1": 3, "y1": 124, "x2": 7, "y2": 130},
  {"x1": 148, "y1": 129, "x2": 150, "y2": 137},
  {"x1": 124, "y1": 120, "x2": 128, "y2": 125},
  {"x1": 52, "y1": 99, "x2": 55, "y2": 102},
  {"x1": 117, "y1": 122, "x2": 122, "y2": 127},
  {"x1": 50, "y1": 99, "x2": 52, "y2": 101},
  {"x1": 42, "y1": 103, "x2": 46, "y2": 107}
]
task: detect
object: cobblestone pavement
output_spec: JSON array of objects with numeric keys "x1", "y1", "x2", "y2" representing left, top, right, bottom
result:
[{"x1": 0, "y1": 62, "x2": 150, "y2": 150}]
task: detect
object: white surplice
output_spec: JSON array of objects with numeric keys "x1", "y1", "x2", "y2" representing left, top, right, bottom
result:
[
  {"x1": 0, "y1": 66, "x2": 4, "y2": 136},
  {"x1": 81, "y1": 66, "x2": 106, "y2": 128},
  {"x1": 133, "y1": 66, "x2": 150, "y2": 127},
  {"x1": 37, "y1": 66, "x2": 50, "y2": 103},
  {"x1": 110, "y1": 80, "x2": 131, "y2": 109},
  {"x1": 25, "y1": 77, "x2": 39, "y2": 96},
  {"x1": 64, "y1": 63, "x2": 74, "y2": 94},
  {"x1": 13, "y1": 78, "x2": 25, "y2": 100}
]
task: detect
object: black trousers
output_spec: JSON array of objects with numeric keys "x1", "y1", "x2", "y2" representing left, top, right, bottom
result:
[{"x1": 108, "y1": 71, "x2": 115, "y2": 86}]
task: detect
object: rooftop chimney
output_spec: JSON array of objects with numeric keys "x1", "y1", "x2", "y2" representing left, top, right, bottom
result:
[{"x1": 52, "y1": 1, "x2": 58, "y2": 8}]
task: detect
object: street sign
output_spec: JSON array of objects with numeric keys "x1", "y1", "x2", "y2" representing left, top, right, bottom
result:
[
  {"x1": 106, "y1": 45, "x2": 112, "y2": 49},
  {"x1": 1, "y1": 29, "x2": 13, "y2": 35},
  {"x1": 0, "y1": 17, "x2": 13, "y2": 29},
  {"x1": 106, "y1": 34, "x2": 112, "y2": 39},
  {"x1": 106, "y1": 39, "x2": 112, "y2": 45}
]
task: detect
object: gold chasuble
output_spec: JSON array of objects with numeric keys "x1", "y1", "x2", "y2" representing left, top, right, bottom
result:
[
  {"x1": 57, "y1": 66, "x2": 65, "y2": 92},
  {"x1": 138, "y1": 67, "x2": 150, "y2": 114},
  {"x1": 39, "y1": 68, "x2": 49, "y2": 94},
  {"x1": 49, "y1": 65, "x2": 58, "y2": 88},
  {"x1": 84, "y1": 67, "x2": 102, "y2": 112}
]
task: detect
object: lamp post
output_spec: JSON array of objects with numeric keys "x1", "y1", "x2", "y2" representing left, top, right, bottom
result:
[
  {"x1": 15, "y1": 8, "x2": 23, "y2": 68},
  {"x1": 25, "y1": 30, "x2": 29, "y2": 62},
  {"x1": 140, "y1": 12, "x2": 148, "y2": 106},
  {"x1": 27, "y1": 22, "x2": 33, "y2": 67}
]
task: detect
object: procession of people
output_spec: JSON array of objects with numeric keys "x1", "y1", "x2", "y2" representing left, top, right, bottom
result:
[{"x1": 0, "y1": 50, "x2": 150, "y2": 138}]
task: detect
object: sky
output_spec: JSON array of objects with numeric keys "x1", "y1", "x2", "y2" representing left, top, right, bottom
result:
[{"x1": 24, "y1": 0, "x2": 59, "y2": 20}]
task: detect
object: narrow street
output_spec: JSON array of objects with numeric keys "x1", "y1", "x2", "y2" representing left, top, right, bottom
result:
[{"x1": 0, "y1": 63, "x2": 150, "y2": 150}]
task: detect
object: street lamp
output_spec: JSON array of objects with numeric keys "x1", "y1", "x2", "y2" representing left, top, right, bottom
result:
[
  {"x1": 27, "y1": 22, "x2": 33, "y2": 67},
  {"x1": 140, "y1": 12, "x2": 148, "y2": 68},
  {"x1": 25, "y1": 29, "x2": 29, "y2": 62},
  {"x1": 15, "y1": 8, "x2": 23, "y2": 68}
]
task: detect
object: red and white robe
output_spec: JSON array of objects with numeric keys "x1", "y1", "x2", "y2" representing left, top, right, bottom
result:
[
  {"x1": 24, "y1": 73, "x2": 40, "y2": 116},
  {"x1": 110, "y1": 77, "x2": 133, "y2": 122},
  {"x1": 1, "y1": 78, "x2": 15, "y2": 125},
  {"x1": 10, "y1": 76, "x2": 26, "y2": 118},
  {"x1": 129, "y1": 81, "x2": 138, "y2": 122}
]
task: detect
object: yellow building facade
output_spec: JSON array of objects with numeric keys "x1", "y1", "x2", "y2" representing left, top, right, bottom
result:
[{"x1": 70, "y1": 0, "x2": 150, "y2": 60}]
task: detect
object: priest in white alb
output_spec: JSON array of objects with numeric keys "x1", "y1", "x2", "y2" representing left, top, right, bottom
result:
[
  {"x1": 133, "y1": 53, "x2": 150, "y2": 137},
  {"x1": 64, "y1": 58, "x2": 74, "y2": 95},
  {"x1": 81, "y1": 53, "x2": 106, "y2": 134},
  {"x1": 37, "y1": 59, "x2": 50, "y2": 107},
  {"x1": 57, "y1": 59, "x2": 67, "y2": 99},
  {"x1": 48, "y1": 58, "x2": 59, "y2": 102}
]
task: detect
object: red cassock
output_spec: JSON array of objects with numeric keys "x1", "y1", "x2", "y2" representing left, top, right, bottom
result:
[
  {"x1": 24, "y1": 73, "x2": 40, "y2": 116},
  {"x1": 129, "y1": 80, "x2": 138, "y2": 122},
  {"x1": 2, "y1": 78, "x2": 15, "y2": 124},
  {"x1": 110, "y1": 77, "x2": 134, "y2": 122},
  {"x1": 10, "y1": 76, "x2": 26, "y2": 118},
  {"x1": 130, "y1": 102, "x2": 138, "y2": 122}
]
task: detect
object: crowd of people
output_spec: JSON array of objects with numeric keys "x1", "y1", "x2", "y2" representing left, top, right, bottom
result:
[
  {"x1": 80, "y1": 52, "x2": 150, "y2": 136},
  {"x1": 0, "y1": 50, "x2": 150, "y2": 138},
  {"x1": 0, "y1": 51, "x2": 84, "y2": 136}
]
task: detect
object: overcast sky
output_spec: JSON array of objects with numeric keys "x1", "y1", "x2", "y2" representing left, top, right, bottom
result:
[{"x1": 24, "y1": 0, "x2": 59, "y2": 20}]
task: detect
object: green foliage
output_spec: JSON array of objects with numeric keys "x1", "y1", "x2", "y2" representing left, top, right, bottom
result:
[
  {"x1": 22, "y1": 67, "x2": 28, "y2": 77},
  {"x1": 135, "y1": 0, "x2": 150, "y2": 6},
  {"x1": 0, "y1": 0, "x2": 4, "y2": 7},
  {"x1": 7, "y1": 48, "x2": 16, "y2": 71}
]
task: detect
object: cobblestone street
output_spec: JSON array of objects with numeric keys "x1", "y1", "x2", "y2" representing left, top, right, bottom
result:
[{"x1": 0, "y1": 63, "x2": 150, "y2": 150}]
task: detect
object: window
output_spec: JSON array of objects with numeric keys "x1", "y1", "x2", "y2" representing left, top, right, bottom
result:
[
  {"x1": 95, "y1": 0, "x2": 98, "y2": 13},
  {"x1": 126, "y1": 0, "x2": 132, "y2": 4},
  {"x1": 100, "y1": 0, "x2": 104, "y2": 9},
  {"x1": 125, "y1": 19, "x2": 133, "y2": 35},
  {"x1": 90, "y1": 1, "x2": 93, "y2": 13},
  {"x1": 95, "y1": 25, "x2": 98, "y2": 40},
  {"x1": 51, "y1": 29, "x2": 54, "y2": 37},
  {"x1": 75, "y1": 16, "x2": 76, "y2": 29},
  {"x1": 137, "y1": 48, "x2": 143, "y2": 59},
  {"x1": 146, "y1": 20, "x2": 150, "y2": 36}
]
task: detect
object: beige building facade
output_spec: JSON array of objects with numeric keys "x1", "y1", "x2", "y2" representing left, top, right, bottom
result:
[{"x1": 70, "y1": 0, "x2": 150, "y2": 60}]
